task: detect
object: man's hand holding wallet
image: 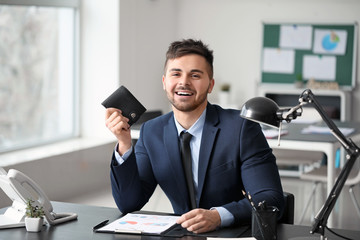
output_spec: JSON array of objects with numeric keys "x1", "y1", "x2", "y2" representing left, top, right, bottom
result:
[{"x1": 103, "y1": 86, "x2": 146, "y2": 156}]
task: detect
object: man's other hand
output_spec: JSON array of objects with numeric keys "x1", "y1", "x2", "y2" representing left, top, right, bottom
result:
[{"x1": 176, "y1": 208, "x2": 221, "y2": 233}]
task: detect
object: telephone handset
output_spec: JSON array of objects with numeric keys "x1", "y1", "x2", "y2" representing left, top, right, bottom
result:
[{"x1": 0, "y1": 168, "x2": 77, "y2": 229}]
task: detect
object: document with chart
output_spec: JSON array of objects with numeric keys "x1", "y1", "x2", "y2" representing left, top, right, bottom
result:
[{"x1": 95, "y1": 213, "x2": 180, "y2": 235}]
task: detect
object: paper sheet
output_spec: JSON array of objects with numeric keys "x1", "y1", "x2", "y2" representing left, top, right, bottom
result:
[
  {"x1": 313, "y1": 29, "x2": 347, "y2": 55},
  {"x1": 301, "y1": 125, "x2": 355, "y2": 136},
  {"x1": 98, "y1": 213, "x2": 179, "y2": 234},
  {"x1": 303, "y1": 55, "x2": 336, "y2": 81},
  {"x1": 280, "y1": 24, "x2": 313, "y2": 49},
  {"x1": 262, "y1": 48, "x2": 295, "y2": 74},
  {"x1": 263, "y1": 129, "x2": 288, "y2": 139}
]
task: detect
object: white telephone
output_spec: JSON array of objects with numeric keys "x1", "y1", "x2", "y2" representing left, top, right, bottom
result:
[{"x1": 0, "y1": 167, "x2": 77, "y2": 229}]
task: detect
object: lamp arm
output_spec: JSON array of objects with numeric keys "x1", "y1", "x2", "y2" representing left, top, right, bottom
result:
[
  {"x1": 311, "y1": 152, "x2": 359, "y2": 236},
  {"x1": 299, "y1": 89, "x2": 360, "y2": 237},
  {"x1": 280, "y1": 102, "x2": 305, "y2": 122},
  {"x1": 300, "y1": 89, "x2": 352, "y2": 149}
]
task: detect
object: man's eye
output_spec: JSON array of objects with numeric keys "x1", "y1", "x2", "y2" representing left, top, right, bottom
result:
[
  {"x1": 171, "y1": 73, "x2": 180, "y2": 77},
  {"x1": 192, "y1": 74, "x2": 200, "y2": 78}
]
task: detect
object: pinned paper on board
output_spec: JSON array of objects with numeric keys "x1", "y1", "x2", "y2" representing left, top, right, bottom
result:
[
  {"x1": 279, "y1": 25, "x2": 313, "y2": 49},
  {"x1": 262, "y1": 48, "x2": 295, "y2": 74},
  {"x1": 313, "y1": 29, "x2": 347, "y2": 55},
  {"x1": 303, "y1": 55, "x2": 336, "y2": 81}
]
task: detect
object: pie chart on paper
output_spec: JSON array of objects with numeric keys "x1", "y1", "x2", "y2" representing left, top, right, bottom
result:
[{"x1": 322, "y1": 32, "x2": 340, "y2": 51}]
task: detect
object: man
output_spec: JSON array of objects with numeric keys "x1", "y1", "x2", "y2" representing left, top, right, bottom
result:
[{"x1": 105, "y1": 39, "x2": 284, "y2": 233}]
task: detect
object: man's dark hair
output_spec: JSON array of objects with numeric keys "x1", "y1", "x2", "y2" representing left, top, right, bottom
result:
[{"x1": 164, "y1": 39, "x2": 214, "y2": 79}]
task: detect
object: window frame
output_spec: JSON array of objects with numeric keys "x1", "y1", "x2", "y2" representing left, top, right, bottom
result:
[{"x1": 0, "y1": 0, "x2": 80, "y2": 153}]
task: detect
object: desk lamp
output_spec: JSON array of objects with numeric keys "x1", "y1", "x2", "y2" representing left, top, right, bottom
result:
[{"x1": 240, "y1": 89, "x2": 360, "y2": 240}]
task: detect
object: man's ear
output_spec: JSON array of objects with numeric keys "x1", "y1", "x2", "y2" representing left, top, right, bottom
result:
[
  {"x1": 162, "y1": 75, "x2": 166, "y2": 90},
  {"x1": 208, "y1": 78, "x2": 215, "y2": 93}
]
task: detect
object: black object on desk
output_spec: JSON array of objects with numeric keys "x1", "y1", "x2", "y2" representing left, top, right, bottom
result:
[
  {"x1": 252, "y1": 206, "x2": 278, "y2": 240},
  {"x1": 93, "y1": 219, "x2": 109, "y2": 231}
]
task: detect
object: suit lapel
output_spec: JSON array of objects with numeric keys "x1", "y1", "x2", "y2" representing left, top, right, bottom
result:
[{"x1": 197, "y1": 104, "x2": 219, "y2": 201}]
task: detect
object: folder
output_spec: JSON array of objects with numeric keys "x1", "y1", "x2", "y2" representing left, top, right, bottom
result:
[
  {"x1": 93, "y1": 212, "x2": 250, "y2": 237},
  {"x1": 94, "y1": 213, "x2": 179, "y2": 235}
]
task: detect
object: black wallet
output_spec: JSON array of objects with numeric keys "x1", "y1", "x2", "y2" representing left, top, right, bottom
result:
[{"x1": 101, "y1": 86, "x2": 147, "y2": 126}]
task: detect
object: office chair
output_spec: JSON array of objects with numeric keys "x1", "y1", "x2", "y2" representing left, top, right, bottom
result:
[
  {"x1": 278, "y1": 192, "x2": 295, "y2": 224},
  {"x1": 298, "y1": 164, "x2": 360, "y2": 224},
  {"x1": 131, "y1": 110, "x2": 162, "y2": 145},
  {"x1": 131, "y1": 110, "x2": 163, "y2": 130}
]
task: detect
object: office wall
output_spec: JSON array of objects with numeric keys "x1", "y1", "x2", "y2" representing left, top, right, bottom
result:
[
  {"x1": 122, "y1": 0, "x2": 360, "y2": 121},
  {"x1": 81, "y1": 0, "x2": 120, "y2": 138},
  {"x1": 119, "y1": 0, "x2": 177, "y2": 114}
]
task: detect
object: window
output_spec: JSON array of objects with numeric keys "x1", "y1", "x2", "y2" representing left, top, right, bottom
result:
[{"x1": 0, "y1": 0, "x2": 79, "y2": 152}]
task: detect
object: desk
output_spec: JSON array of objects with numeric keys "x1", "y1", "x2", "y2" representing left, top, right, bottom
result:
[
  {"x1": 267, "y1": 121, "x2": 360, "y2": 227},
  {"x1": 1, "y1": 202, "x2": 360, "y2": 240},
  {"x1": 267, "y1": 122, "x2": 360, "y2": 196}
]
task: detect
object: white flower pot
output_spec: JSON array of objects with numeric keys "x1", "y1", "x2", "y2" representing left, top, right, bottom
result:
[
  {"x1": 219, "y1": 91, "x2": 230, "y2": 106},
  {"x1": 25, "y1": 217, "x2": 44, "y2": 232}
]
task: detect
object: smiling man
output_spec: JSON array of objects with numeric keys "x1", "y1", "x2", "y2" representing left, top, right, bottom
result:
[
  {"x1": 163, "y1": 52, "x2": 214, "y2": 129},
  {"x1": 105, "y1": 39, "x2": 284, "y2": 233}
]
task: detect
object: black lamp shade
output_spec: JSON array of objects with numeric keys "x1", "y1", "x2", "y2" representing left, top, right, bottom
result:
[{"x1": 240, "y1": 97, "x2": 281, "y2": 128}]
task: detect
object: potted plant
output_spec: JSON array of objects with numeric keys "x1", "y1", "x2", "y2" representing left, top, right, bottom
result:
[
  {"x1": 220, "y1": 83, "x2": 231, "y2": 92},
  {"x1": 294, "y1": 73, "x2": 304, "y2": 88},
  {"x1": 219, "y1": 83, "x2": 231, "y2": 106},
  {"x1": 25, "y1": 199, "x2": 45, "y2": 232}
]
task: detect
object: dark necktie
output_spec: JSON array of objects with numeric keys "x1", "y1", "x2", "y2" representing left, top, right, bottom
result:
[{"x1": 179, "y1": 131, "x2": 197, "y2": 210}]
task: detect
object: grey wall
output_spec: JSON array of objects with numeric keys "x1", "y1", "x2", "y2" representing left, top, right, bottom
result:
[{"x1": 119, "y1": 0, "x2": 178, "y2": 114}]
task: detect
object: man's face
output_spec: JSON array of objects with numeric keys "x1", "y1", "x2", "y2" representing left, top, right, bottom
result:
[{"x1": 162, "y1": 54, "x2": 214, "y2": 112}]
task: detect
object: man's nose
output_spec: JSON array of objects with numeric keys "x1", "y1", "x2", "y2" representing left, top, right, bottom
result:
[{"x1": 178, "y1": 75, "x2": 191, "y2": 85}]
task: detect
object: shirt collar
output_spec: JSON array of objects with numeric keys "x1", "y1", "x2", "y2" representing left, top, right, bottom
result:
[{"x1": 174, "y1": 109, "x2": 207, "y2": 137}]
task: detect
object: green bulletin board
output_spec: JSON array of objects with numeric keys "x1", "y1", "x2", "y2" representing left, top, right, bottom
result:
[{"x1": 261, "y1": 22, "x2": 358, "y2": 89}]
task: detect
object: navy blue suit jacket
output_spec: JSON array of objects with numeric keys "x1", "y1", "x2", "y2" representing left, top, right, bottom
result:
[{"x1": 110, "y1": 103, "x2": 284, "y2": 225}]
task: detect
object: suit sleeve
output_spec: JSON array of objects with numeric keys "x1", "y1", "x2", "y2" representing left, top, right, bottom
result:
[
  {"x1": 222, "y1": 119, "x2": 284, "y2": 225},
  {"x1": 110, "y1": 127, "x2": 157, "y2": 214}
]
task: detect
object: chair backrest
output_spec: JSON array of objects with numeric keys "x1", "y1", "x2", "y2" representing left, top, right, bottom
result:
[
  {"x1": 131, "y1": 110, "x2": 162, "y2": 130},
  {"x1": 131, "y1": 110, "x2": 163, "y2": 145},
  {"x1": 278, "y1": 191, "x2": 295, "y2": 224}
]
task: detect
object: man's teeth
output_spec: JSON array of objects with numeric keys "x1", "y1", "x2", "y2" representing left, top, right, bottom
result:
[{"x1": 177, "y1": 91, "x2": 192, "y2": 96}]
